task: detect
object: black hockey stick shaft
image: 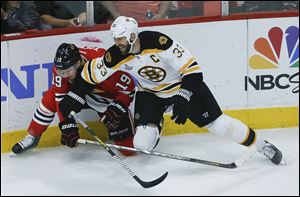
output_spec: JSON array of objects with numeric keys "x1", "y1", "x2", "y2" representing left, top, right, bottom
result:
[
  {"x1": 78, "y1": 139, "x2": 256, "y2": 169},
  {"x1": 70, "y1": 111, "x2": 168, "y2": 188}
]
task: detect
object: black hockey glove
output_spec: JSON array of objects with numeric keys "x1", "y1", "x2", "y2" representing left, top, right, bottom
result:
[
  {"x1": 102, "y1": 101, "x2": 128, "y2": 130},
  {"x1": 59, "y1": 90, "x2": 85, "y2": 119},
  {"x1": 58, "y1": 120, "x2": 80, "y2": 148},
  {"x1": 167, "y1": 88, "x2": 192, "y2": 125},
  {"x1": 109, "y1": 127, "x2": 133, "y2": 141},
  {"x1": 59, "y1": 73, "x2": 95, "y2": 119},
  {"x1": 107, "y1": 113, "x2": 134, "y2": 141}
]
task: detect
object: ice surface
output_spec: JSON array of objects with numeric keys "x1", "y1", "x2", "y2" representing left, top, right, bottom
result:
[{"x1": 1, "y1": 128, "x2": 299, "y2": 196}]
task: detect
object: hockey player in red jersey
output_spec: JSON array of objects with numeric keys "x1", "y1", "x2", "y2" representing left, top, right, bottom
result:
[
  {"x1": 11, "y1": 43, "x2": 136, "y2": 156},
  {"x1": 58, "y1": 55, "x2": 137, "y2": 156}
]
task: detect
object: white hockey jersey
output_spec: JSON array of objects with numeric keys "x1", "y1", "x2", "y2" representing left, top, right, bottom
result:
[{"x1": 104, "y1": 31, "x2": 202, "y2": 98}]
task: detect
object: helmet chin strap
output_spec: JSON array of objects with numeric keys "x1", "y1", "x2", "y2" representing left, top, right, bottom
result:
[{"x1": 128, "y1": 36, "x2": 138, "y2": 53}]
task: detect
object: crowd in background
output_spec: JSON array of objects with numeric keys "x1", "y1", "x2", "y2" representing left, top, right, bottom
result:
[{"x1": 1, "y1": 1, "x2": 299, "y2": 34}]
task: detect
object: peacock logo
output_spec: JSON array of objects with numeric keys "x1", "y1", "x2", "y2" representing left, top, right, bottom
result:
[
  {"x1": 246, "y1": 26, "x2": 299, "y2": 93},
  {"x1": 250, "y1": 26, "x2": 299, "y2": 69}
]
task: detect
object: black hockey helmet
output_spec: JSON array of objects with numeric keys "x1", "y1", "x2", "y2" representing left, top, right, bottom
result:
[{"x1": 54, "y1": 43, "x2": 81, "y2": 70}]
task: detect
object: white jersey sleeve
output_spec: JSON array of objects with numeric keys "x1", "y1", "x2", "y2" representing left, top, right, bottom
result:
[{"x1": 81, "y1": 57, "x2": 115, "y2": 85}]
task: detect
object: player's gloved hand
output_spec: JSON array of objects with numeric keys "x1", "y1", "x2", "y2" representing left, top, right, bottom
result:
[
  {"x1": 108, "y1": 126, "x2": 133, "y2": 141},
  {"x1": 102, "y1": 101, "x2": 127, "y2": 130},
  {"x1": 107, "y1": 116, "x2": 134, "y2": 141},
  {"x1": 167, "y1": 88, "x2": 192, "y2": 125},
  {"x1": 59, "y1": 91, "x2": 85, "y2": 119},
  {"x1": 58, "y1": 120, "x2": 80, "y2": 148}
]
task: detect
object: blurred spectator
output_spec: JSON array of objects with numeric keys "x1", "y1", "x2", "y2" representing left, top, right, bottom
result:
[
  {"x1": 93, "y1": 2, "x2": 113, "y2": 24},
  {"x1": 229, "y1": 1, "x2": 244, "y2": 13},
  {"x1": 54, "y1": 1, "x2": 112, "y2": 25},
  {"x1": 34, "y1": 1, "x2": 85, "y2": 28},
  {"x1": 1, "y1": 1, "x2": 42, "y2": 34},
  {"x1": 230, "y1": 1, "x2": 288, "y2": 13},
  {"x1": 102, "y1": 1, "x2": 171, "y2": 21},
  {"x1": 283, "y1": 1, "x2": 299, "y2": 10},
  {"x1": 168, "y1": 1, "x2": 203, "y2": 18}
]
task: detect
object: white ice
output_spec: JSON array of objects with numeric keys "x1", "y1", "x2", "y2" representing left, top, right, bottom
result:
[{"x1": 1, "y1": 128, "x2": 299, "y2": 196}]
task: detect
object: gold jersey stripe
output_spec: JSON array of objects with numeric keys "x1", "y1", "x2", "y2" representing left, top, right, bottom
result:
[
  {"x1": 182, "y1": 66, "x2": 201, "y2": 76},
  {"x1": 240, "y1": 128, "x2": 250, "y2": 145},
  {"x1": 141, "y1": 49, "x2": 165, "y2": 56},
  {"x1": 153, "y1": 83, "x2": 172, "y2": 91},
  {"x1": 90, "y1": 59, "x2": 98, "y2": 83},
  {"x1": 92, "y1": 89, "x2": 105, "y2": 93},
  {"x1": 178, "y1": 57, "x2": 197, "y2": 74},
  {"x1": 112, "y1": 55, "x2": 136, "y2": 70},
  {"x1": 140, "y1": 83, "x2": 181, "y2": 94},
  {"x1": 82, "y1": 62, "x2": 94, "y2": 85},
  {"x1": 162, "y1": 84, "x2": 181, "y2": 94}
]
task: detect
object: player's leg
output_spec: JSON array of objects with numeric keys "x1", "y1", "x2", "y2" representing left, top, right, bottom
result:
[
  {"x1": 12, "y1": 90, "x2": 57, "y2": 154},
  {"x1": 188, "y1": 82, "x2": 283, "y2": 164},
  {"x1": 133, "y1": 91, "x2": 166, "y2": 150},
  {"x1": 111, "y1": 109, "x2": 136, "y2": 156}
]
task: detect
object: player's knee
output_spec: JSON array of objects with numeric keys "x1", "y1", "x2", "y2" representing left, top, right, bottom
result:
[{"x1": 133, "y1": 125, "x2": 160, "y2": 150}]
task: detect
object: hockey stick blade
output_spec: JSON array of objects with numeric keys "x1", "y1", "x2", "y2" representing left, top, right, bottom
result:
[
  {"x1": 133, "y1": 172, "x2": 168, "y2": 188},
  {"x1": 78, "y1": 139, "x2": 255, "y2": 169},
  {"x1": 71, "y1": 111, "x2": 168, "y2": 188}
]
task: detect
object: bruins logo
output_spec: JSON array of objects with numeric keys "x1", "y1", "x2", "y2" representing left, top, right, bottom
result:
[
  {"x1": 105, "y1": 52, "x2": 112, "y2": 63},
  {"x1": 159, "y1": 36, "x2": 168, "y2": 45},
  {"x1": 138, "y1": 66, "x2": 166, "y2": 82}
]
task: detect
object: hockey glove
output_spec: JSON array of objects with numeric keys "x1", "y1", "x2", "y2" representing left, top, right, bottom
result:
[
  {"x1": 107, "y1": 113, "x2": 134, "y2": 141},
  {"x1": 59, "y1": 91, "x2": 85, "y2": 119},
  {"x1": 167, "y1": 88, "x2": 192, "y2": 125},
  {"x1": 109, "y1": 127, "x2": 133, "y2": 141},
  {"x1": 102, "y1": 101, "x2": 128, "y2": 130},
  {"x1": 59, "y1": 120, "x2": 80, "y2": 148}
]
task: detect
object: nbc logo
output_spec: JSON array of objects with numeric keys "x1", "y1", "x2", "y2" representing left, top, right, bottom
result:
[
  {"x1": 245, "y1": 26, "x2": 299, "y2": 93},
  {"x1": 250, "y1": 26, "x2": 298, "y2": 69}
]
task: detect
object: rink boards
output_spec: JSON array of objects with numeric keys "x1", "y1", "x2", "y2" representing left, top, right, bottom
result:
[{"x1": 1, "y1": 14, "x2": 299, "y2": 153}]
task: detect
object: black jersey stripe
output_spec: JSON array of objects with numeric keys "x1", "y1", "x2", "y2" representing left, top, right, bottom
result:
[
  {"x1": 187, "y1": 61, "x2": 198, "y2": 69},
  {"x1": 33, "y1": 113, "x2": 53, "y2": 123},
  {"x1": 87, "y1": 93, "x2": 110, "y2": 105},
  {"x1": 88, "y1": 60, "x2": 97, "y2": 84},
  {"x1": 160, "y1": 82, "x2": 181, "y2": 92},
  {"x1": 36, "y1": 108, "x2": 55, "y2": 119}
]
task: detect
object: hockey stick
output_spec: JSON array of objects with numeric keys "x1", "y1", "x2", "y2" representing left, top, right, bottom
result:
[
  {"x1": 77, "y1": 138, "x2": 256, "y2": 169},
  {"x1": 70, "y1": 111, "x2": 168, "y2": 188}
]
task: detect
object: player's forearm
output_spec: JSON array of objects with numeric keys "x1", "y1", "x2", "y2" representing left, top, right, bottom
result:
[
  {"x1": 41, "y1": 15, "x2": 71, "y2": 28},
  {"x1": 102, "y1": 1, "x2": 120, "y2": 19},
  {"x1": 157, "y1": 1, "x2": 172, "y2": 18}
]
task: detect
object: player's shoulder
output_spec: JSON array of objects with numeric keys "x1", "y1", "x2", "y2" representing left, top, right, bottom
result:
[
  {"x1": 79, "y1": 47, "x2": 106, "y2": 61},
  {"x1": 104, "y1": 45, "x2": 131, "y2": 68},
  {"x1": 81, "y1": 56, "x2": 113, "y2": 84},
  {"x1": 139, "y1": 31, "x2": 173, "y2": 50}
]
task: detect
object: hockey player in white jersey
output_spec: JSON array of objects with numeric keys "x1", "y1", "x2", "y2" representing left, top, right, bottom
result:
[{"x1": 104, "y1": 16, "x2": 283, "y2": 165}]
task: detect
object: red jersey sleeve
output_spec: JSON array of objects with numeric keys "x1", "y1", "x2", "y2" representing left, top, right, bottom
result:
[
  {"x1": 79, "y1": 47, "x2": 106, "y2": 60},
  {"x1": 50, "y1": 66, "x2": 72, "y2": 121},
  {"x1": 96, "y1": 71, "x2": 136, "y2": 107}
]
